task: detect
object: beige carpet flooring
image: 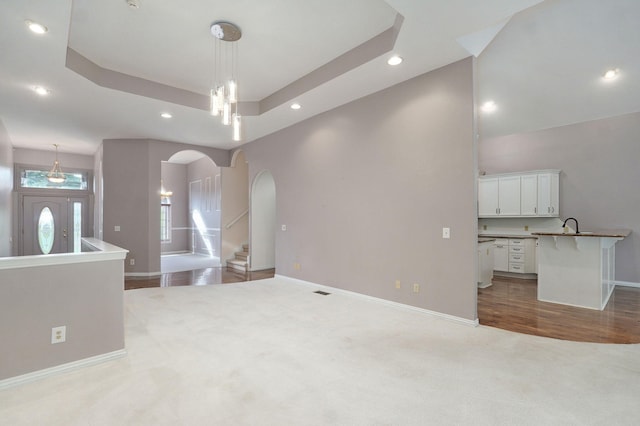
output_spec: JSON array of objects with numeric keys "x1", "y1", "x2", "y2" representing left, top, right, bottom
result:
[{"x1": 1, "y1": 277, "x2": 639, "y2": 425}]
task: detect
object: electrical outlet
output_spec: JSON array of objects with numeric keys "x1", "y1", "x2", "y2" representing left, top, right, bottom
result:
[
  {"x1": 483, "y1": 225, "x2": 487, "y2": 230},
  {"x1": 130, "y1": 258, "x2": 135, "y2": 266},
  {"x1": 114, "y1": 225, "x2": 120, "y2": 232},
  {"x1": 413, "y1": 283, "x2": 420, "y2": 293},
  {"x1": 442, "y1": 227, "x2": 450, "y2": 239},
  {"x1": 281, "y1": 224, "x2": 287, "y2": 231},
  {"x1": 395, "y1": 280, "x2": 401, "y2": 289},
  {"x1": 294, "y1": 262, "x2": 301, "y2": 270},
  {"x1": 524, "y1": 225, "x2": 529, "y2": 231},
  {"x1": 51, "y1": 326, "x2": 66, "y2": 344}
]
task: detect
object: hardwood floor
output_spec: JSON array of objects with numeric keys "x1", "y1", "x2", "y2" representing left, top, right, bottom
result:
[
  {"x1": 478, "y1": 276, "x2": 640, "y2": 343},
  {"x1": 125, "y1": 267, "x2": 275, "y2": 290}
]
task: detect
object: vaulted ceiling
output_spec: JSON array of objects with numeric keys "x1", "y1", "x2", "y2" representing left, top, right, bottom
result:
[{"x1": 1, "y1": 0, "x2": 638, "y2": 156}]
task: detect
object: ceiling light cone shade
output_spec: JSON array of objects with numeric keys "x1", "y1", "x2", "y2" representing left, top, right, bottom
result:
[
  {"x1": 47, "y1": 145, "x2": 65, "y2": 183},
  {"x1": 228, "y1": 80, "x2": 237, "y2": 103},
  {"x1": 232, "y1": 114, "x2": 241, "y2": 141},
  {"x1": 222, "y1": 101, "x2": 231, "y2": 125}
]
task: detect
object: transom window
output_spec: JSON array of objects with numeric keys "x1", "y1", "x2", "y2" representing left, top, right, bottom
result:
[{"x1": 20, "y1": 169, "x2": 88, "y2": 190}]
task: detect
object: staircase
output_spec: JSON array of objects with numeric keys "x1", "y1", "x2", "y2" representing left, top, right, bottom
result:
[{"x1": 227, "y1": 243, "x2": 249, "y2": 272}]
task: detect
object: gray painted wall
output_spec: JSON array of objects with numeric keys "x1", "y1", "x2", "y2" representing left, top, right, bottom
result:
[
  {"x1": 161, "y1": 162, "x2": 189, "y2": 254},
  {"x1": 242, "y1": 58, "x2": 478, "y2": 320},
  {"x1": 0, "y1": 259, "x2": 124, "y2": 380},
  {"x1": 14, "y1": 148, "x2": 94, "y2": 170},
  {"x1": 479, "y1": 111, "x2": 640, "y2": 283},
  {"x1": 102, "y1": 139, "x2": 229, "y2": 274},
  {"x1": 0, "y1": 120, "x2": 13, "y2": 257}
]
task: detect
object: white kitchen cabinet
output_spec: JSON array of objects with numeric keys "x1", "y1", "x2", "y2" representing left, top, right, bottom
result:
[
  {"x1": 508, "y1": 238, "x2": 536, "y2": 273},
  {"x1": 498, "y1": 176, "x2": 521, "y2": 216},
  {"x1": 537, "y1": 173, "x2": 559, "y2": 216},
  {"x1": 478, "y1": 170, "x2": 560, "y2": 218},
  {"x1": 520, "y1": 174, "x2": 538, "y2": 216},
  {"x1": 492, "y1": 238, "x2": 536, "y2": 275},
  {"x1": 478, "y1": 178, "x2": 499, "y2": 217},
  {"x1": 478, "y1": 176, "x2": 521, "y2": 217},
  {"x1": 493, "y1": 239, "x2": 509, "y2": 272},
  {"x1": 477, "y1": 241, "x2": 494, "y2": 288}
]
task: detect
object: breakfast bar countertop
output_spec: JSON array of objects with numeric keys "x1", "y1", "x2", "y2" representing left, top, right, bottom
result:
[{"x1": 532, "y1": 229, "x2": 631, "y2": 238}]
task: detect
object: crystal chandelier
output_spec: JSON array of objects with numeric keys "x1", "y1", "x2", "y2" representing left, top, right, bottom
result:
[{"x1": 210, "y1": 21, "x2": 242, "y2": 141}]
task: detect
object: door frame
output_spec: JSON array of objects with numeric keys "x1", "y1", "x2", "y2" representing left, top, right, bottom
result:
[
  {"x1": 17, "y1": 192, "x2": 93, "y2": 256},
  {"x1": 13, "y1": 163, "x2": 94, "y2": 256}
]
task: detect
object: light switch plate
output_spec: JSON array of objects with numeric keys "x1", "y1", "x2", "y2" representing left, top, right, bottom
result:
[{"x1": 442, "y1": 227, "x2": 450, "y2": 239}]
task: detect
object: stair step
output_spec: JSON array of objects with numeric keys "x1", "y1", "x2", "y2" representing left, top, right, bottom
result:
[
  {"x1": 235, "y1": 251, "x2": 249, "y2": 260},
  {"x1": 227, "y1": 259, "x2": 247, "y2": 272}
]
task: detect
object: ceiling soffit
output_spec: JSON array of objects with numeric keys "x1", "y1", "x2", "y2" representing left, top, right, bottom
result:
[{"x1": 65, "y1": 12, "x2": 404, "y2": 118}]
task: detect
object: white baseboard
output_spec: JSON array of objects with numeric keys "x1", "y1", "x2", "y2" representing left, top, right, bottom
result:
[
  {"x1": 275, "y1": 274, "x2": 479, "y2": 327},
  {"x1": 615, "y1": 280, "x2": 640, "y2": 288},
  {"x1": 125, "y1": 271, "x2": 162, "y2": 278},
  {"x1": 0, "y1": 349, "x2": 126, "y2": 390}
]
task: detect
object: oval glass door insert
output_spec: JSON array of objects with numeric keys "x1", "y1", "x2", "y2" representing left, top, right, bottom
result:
[{"x1": 38, "y1": 207, "x2": 55, "y2": 254}]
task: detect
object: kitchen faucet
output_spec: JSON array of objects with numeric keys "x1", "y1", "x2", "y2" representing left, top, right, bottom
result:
[{"x1": 562, "y1": 217, "x2": 580, "y2": 234}]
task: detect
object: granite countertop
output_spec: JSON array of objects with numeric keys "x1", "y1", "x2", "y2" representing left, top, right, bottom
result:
[
  {"x1": 478, "y1": 234, "x2": 538, "y2": 239},
  {"x1": 532, "y1": 229, "x2": 631, "y2": 238},
  {"x1": 478, "y1": 238, "x2": 496, "y2": 243}
]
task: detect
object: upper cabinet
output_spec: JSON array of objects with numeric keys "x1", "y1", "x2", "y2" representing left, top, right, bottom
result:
[{"x1": 478, "y1": 170, "x2": 560, "y2": 218}]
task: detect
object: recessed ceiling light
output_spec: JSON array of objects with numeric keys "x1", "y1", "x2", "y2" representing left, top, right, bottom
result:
[
  {"x1": 387, "y1": 55, "x2": 403, "y2": 66},
  {"x1": 290, "y1": 103, "x2": 301, "y2": 110},
  {"x1": 603, "y1": 68, "x2": 619, "y2": 81},
  {"x1": 33, "y1": 86, "x2": 50, "y2": 96},
  {"x1": 160, "y1": 112, "x2": 172, "y2": 119},
  {"x1": 26, "y1": 20, "x2": 48, "y2": 34},
  {"x1": 481, "y1": 100, "x2": 497, "y2": 113}
]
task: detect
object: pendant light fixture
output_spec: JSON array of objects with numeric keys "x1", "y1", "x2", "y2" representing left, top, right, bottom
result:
[
  {"x1": 210, "y1": 21, "x2": 242, "y2": 142},
  {"x1": 47, "y1": 144, "x2": 65, "y2": 183}
]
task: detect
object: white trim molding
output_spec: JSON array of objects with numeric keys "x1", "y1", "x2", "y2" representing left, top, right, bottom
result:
[
  {"x1": 125, "y1": 271, "x2": 162, "y2": 278},
  {"x1": 614, "y1": 280, "x2": 640, "y2": 289},
  {"x1": 276, "y1": 274, "x2": 479, "y2": 327},
  {"x1": 0, "y1": 350, "x2": 126, "y2": 390}
]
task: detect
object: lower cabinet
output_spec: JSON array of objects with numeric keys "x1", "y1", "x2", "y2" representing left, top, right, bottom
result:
[
  {"x1": 493, "y1": 238, "x2": 536, "y2": 274},
  {"x1": 493, "y1": 239, "x2": 509, "y2": 272}
]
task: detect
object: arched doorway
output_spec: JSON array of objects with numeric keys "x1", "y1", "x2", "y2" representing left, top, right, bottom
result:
[
  {"x1": 250, "y1": 170, "x2": 276, "y2": 271},
  {"x1": 220, "y1": 150, "x2": 250, "y2": 268},
  {"x1": 160, "y1": 150, "x2": 221, "y2": 273}
]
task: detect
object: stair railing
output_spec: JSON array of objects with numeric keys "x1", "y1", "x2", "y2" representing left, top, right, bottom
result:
[{"x1": 225, "y1": 208, "x2": 249, "y2": 230}]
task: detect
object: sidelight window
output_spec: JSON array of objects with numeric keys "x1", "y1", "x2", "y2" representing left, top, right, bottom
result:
[{"x1": 161, "y1": 199, "x2": 171, "y2": 242}]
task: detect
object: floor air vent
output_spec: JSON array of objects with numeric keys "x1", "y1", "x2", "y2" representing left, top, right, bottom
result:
[{"x1": 314, "y1": 290, "x2": 331, "y2": 296}]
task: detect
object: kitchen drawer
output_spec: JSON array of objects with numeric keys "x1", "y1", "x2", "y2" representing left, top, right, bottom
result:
[
  {"x1": 509, "y1": 238, "x2": 525, "y2": 246},
  {"x1": 509, "y1": 263, "x2": 525, "y2": 273},
  {"x1": 509, "y1": 253, "x2": 525, "y2": 263},
  {"x1": 509, "y1": 245, "x2": 525, "y2": 254},
  {"x1": 493, "y1": 238, "x2": 509, "y2": 246}
]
